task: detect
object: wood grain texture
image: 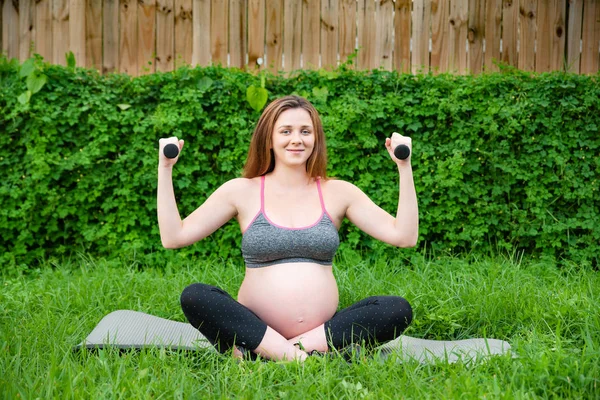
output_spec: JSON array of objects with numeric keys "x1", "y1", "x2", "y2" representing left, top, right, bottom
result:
[
  {"x1": 431, "y1": 0, "x2": 449, "y2": 72},
  {"x1": 175, "y1": 0, "x2": 193, "y2": 67},
  {"x1": 210, "y1": 0, "x2": 227, "y2": 65},
  {"x1": 339, "y1": 0, "x2": 356, "y2": 67},
  {"x1": 394, "y1": 0, "x2": 411, "y2": 72},
  {"x1": 53, "y1": 0, "x2": 70, "y2": 65},
  {"x1": 468, "y1": 0, "x2": 485, "y2": 73},
  {"x1": 229, "y1": 0, "x2": 247, "y2": 68},
  {"x1": 119, "y1": 0, "x2": 138, "y2": 75},
  {"x1": 412, "y1": 0, "x2": 431, "y2": 73},
  {"x1": 302, "y1": 0, "x2": 320, "y2": 68},
  {"x1": 266, "y1": 0, "x2": 283, "y2": 71},
  {"x1": 103, "y1": 0, "x2": 119, "y2": 73},
  {"x1": 518, "y1": 0, "x2": 537, "y2": 71},
  {"x1": 484, "y1": 0, "x2": 502, "y2": 71},
  {"x1": 284, "y1": 0, "x2": 302, "y2": 71},
  {"x1": 156, "y1": 0, "x2": 174, "y2": 72},
  {"x1": 501, "y1": 0, "x2": 518, "y2": 67},
  {"x1": 566, "y1": 0, "x2": 583, "y2": 73},
  {"x1": 19, "y1": 0, "x2": 34, "y2": 60},
  {"x1": 192, "y1": 0, "x2": 210, "y2": 66},
  {"x1": 580, "y1": 0, "x2": 600, "y2": 73},
  {"x1": 321, "y1": 0, "x2": 338, "y2": 69},
  {"x1": 70, "y1": 0, "x2": 86, "y2": 66},
  {"x1": 248, "y1": 0, "x2": 265, "y2": 70},
  {"x1": 86, "y1": 0, "x2": 103, "y2": 69},
  {"x1": 375, "y1": 0, "x2": 393, "y2": 70}
]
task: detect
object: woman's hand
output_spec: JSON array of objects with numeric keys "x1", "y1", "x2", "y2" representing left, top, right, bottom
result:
[
  {"x1": 158, "y1": 137, "x2": 185, "y2": 168},
  {"x1": 385, "y1": 132, "x2": 412, "y2": 165}
]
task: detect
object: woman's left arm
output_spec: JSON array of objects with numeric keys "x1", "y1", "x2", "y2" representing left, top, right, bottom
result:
[{"x1": 344, "y1": 132, "x2": 418, "y2": 247}]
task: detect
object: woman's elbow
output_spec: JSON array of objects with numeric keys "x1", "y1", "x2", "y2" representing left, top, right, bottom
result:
[
  {"x1": 395, "y1": 234, "x2": 418, "y2": 248},
  {"x1": 161, "y1": 235, "x2": 183, "y2": 249}
]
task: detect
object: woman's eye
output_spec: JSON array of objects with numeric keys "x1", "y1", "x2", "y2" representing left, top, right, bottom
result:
[{"x1": 301, "y1": 129, "x2": 311, "y2": 135}]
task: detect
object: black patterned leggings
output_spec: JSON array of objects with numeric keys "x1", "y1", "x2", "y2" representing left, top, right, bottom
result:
[{"x1": 180, "y1": 283, "x2": 413, "y2": 353}]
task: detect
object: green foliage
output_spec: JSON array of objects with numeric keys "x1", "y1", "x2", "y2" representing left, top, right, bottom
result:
[
  {"x1": 16, "y1": 56, "x2": 48, "y2": 105},
  {"x1": 0, "y1": 55, "x2": 599, "y2": 269},
  {"x1": 246, "y1": 72, "x2": 269, "y2": 112}
]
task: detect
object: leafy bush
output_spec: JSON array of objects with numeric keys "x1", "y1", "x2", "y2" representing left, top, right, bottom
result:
[{"x1": 1, "y1": 56, "x2": 598, "y2": 269}]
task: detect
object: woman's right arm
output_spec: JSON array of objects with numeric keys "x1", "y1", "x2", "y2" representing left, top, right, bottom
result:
[{"x1": 157, "y1": 138, "x2": 238, "y2": 249}]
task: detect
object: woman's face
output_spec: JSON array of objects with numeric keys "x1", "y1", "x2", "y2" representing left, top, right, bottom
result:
[{"x1": 271, "y1": 108, "x2": 315, "y2": 169}]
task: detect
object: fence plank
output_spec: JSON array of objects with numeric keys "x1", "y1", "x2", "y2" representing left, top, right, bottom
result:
[
  {"x1": 448, "y1": 0, "x2": 468, "y2": 73},
  {"x1": 375, "y1": 0, "x2": 393, "y2": 70},
  {"x1": 175, "y1": 0, "x2": 193, "y2": 67},
  {"x1": 229, "y1": 0, "x2": 246, "y2": 68},
  {"x1": 2, "y1": 0, "x2": 18, "y2": 60},
  {"x1": 394, "y1": 0, "x2": 411, "y2": 72},
  {"x1": 248, "y1": 0, "x2": 265, "y2": 69},
  {"x1": 156, "y1": 0, "x2": 174, "y2": 72},
  {"x1": 70, "y1": 0, "x2": 86, "y2": 66},
  {"x1": 484, "y1": 0, "x2": 502, "y2": 71},
  {"x1": 358, "y1": 0, "x2": 376, "y2": 69},
  {"x1": 536, "y1": 1, "x2": 552, "y2": 71},
  {"x1": 431, "y1": 0, "x2": 449, "y2": 72},
  {"x1": 580, "y1": 0, "x2": 600, "y2": 73},
  {"x1": 518, "y1": 0, "x2": 537, "y2": 71},
  {"x1": 266, "y1": 0, "x2": 283, "y2": 71},
  {"x1": 303, "y1": 0, "x2": 320, "y2": 68},
  {"x1": 566, "y1": 0, "x2": 583, "y2": 73},
  {"x1": 412, "y1": 0, "x2": 431, "y2": 73},
  {"x1": 192, "y1": 0, "x2": 210, "y2": 66},
  {"x1": 468, "y1": 0, "x2": 485, "y2": 73},
  {"x1": 35, "y1": 0, "x2": 53, "y2": 62},
  {"x1": 210, "y1": 0, "x2": 227, "y2": 66},
  {"x1": 284, "y1": 0, "x2": 302, "y2": 71},
  {"x1": 321, "y1": 0, "x2": 338, "y2": 69},
  {"x1": 138, "y1": 0, "x2": 156, "y2": 74},
  {"x1": 86, "y1": 0, "x2": 103, "y2": 69},
  {"x1": 501, "y1": 0, "x2": 518, "y2": 67},
  {"x1": 550, "y1": 0, "x2": 566, "y2": 71},
  {"x1": 119, "y1": 0, "x2": 138, "y2": 75},
  {"x1": 19, "y1": 0, "x2": 33, "y2": 60},
  {"x1": 339, "y1": 0, "x2": 356, "y2": 67},
  {"x1": 52, "y1": 0, "x2": 70, "y2": 65},
  {"x1": 103, "y1": 0, "x2": 119, "y2": 73}
]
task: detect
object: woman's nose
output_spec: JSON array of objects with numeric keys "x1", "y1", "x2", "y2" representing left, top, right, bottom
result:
[{"x1": 290, "y1": 131, "x2": 302, "y2": 143}]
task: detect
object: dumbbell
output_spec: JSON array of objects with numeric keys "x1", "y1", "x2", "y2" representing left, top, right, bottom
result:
[
  {"x1": 163, "y1": 143, "x2": 180, "y2": 159},
  {"x1": 394, "y1": 144, "x2": 410, "y2": 160}
]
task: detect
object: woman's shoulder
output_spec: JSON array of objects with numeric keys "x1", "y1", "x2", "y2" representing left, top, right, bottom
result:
[
  {"x1": 219, "y1": 176, "x2": 260, "y2": 193},
  {"x1": 321, "y1": 177, "x2": 359, "y2": 192}
]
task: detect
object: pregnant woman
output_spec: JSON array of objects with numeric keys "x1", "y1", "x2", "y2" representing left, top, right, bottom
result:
[{"x1": 157, "y1": 95, "x2": 418, "y2": 361}]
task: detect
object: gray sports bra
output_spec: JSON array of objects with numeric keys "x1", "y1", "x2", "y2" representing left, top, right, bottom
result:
[{"x1": 241, "y1": 176, "x2": 340, "y2": 268}]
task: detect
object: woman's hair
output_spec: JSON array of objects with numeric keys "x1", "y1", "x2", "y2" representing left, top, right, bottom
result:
[{"x1": 243, "y1": 95, "x2": 327, "y2": 179}]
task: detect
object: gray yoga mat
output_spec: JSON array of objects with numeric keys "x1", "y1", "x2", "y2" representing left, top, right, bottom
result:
[{"x1": 74, "y1": 310, "x2": 512, "y2": 364}]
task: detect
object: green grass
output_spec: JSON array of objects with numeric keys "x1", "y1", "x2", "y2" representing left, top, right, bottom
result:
[{"x1": 1, "y1": 251, "x2": 598, "y2": 399}]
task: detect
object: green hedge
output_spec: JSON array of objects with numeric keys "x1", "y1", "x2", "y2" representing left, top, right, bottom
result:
[{"x1": 1, "y1": 56, "x2": 599, "y2": 269}]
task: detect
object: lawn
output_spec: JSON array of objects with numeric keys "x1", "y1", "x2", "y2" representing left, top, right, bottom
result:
[{"x1": 1, "y1": 251, "x2": 598, "y2": 399}]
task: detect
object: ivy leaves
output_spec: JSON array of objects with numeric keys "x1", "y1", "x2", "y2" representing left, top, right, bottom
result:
[
  {"x1": 18, "y1": 57, "x2": 48, "y2": 105},
  {"x1": 246, "y1": 73, "x2": 268, "y2": 112}
]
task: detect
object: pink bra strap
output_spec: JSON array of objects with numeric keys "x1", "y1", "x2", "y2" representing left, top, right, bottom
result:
[
  {"x1": 316, "y1": 178, "x2": 326, "y2": 212},
  {"x1": 260, "y1": 175, "x2": 266, "y2": 212}
]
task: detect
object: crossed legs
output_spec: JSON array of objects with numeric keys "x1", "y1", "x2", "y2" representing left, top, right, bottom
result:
[{"x1": 180, "y1": 283, "x2": 413, "y2": 361}]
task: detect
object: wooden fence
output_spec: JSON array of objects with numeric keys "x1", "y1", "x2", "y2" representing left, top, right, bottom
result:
[{"x1": 1, "y1": 0, "x2": 599, "y2": 75}]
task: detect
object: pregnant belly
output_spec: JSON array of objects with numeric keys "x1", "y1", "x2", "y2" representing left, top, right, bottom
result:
[{"x1": 237, "y1": 263, "x2": 339, "y2": 339}]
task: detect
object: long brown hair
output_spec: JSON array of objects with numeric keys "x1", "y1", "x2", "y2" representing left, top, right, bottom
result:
[{"x1": 243, "y1": 96, "x2": 327, "y2": 179}]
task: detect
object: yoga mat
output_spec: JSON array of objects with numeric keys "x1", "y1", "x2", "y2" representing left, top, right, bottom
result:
[{"x1": 74, "y1": 310, "x2": 512, "y2": 364}]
